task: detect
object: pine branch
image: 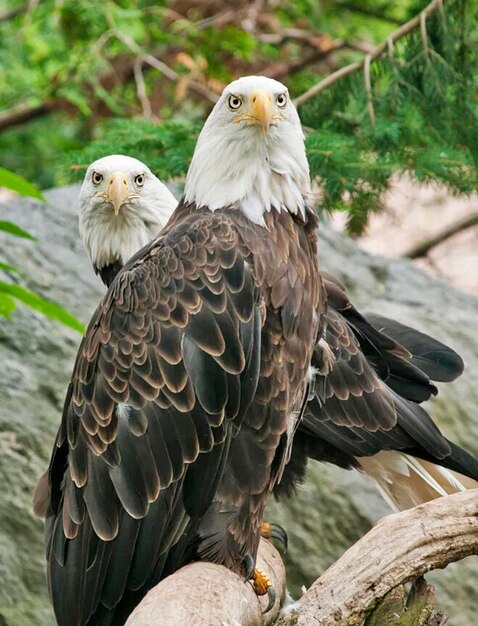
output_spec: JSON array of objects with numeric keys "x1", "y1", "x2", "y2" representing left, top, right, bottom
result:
[
  {"x1": 261, "y1": 41, "x2": 347, "y2": 80},
  {"x1": 294, "y1": 0, "x2": 445, "y2": 107},
  {"x1": 0, "y1": 53, "x2": 140, "y2": 132}
]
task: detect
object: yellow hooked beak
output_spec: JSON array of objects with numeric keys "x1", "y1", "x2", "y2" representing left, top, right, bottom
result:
[
  {"x1": 106, "y1": 172, "x2": 129, "y2": 215},
  {"x1": 235, "y1": 90, "x2": 276, "y2": 135},
  {"x1": 250, "y1": 90, "x2": 273, "y2": 134}
]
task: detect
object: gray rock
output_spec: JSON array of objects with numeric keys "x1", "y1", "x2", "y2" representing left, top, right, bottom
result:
[{"x1": 0, "y1": 187, "x2": 476, "y2": 625}]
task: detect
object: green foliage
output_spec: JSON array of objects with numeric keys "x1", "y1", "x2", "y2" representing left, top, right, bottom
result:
[
  {"x1": 0, "y1": 220, "x2": 35, "y2": 240},
  {"x1": 68, "y1": 118, "x2": 201, "y2": 183},
  {"x1": 301, "y1": 0, "x2": 478, "y2": 232},
  {"x1": 0, "y1": 165, "x2": 83, "y2": 331},
  {"x1": 0, "y1": 167, "x2": 44, "y2": 201},
  {"x1": 0, "y1": 0, "x2": 406, "y2": 182},
  {"x1": 0, "y1": 282, "x2": 85, "y2": 333},
  {"x1": 1, "y1": 0, "x2": 478, "y2": 234},
  {"x1": 1, "y1": 117, "x2": 86, "y2": 190}
]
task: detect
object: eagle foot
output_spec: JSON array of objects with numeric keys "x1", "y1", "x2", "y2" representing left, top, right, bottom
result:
[
  {"x1": 251, "y1": 568, "x2": 276, "y2": 613},
  {"x1": 260, "y1": 521, "x2": 288, "y2": 553}
]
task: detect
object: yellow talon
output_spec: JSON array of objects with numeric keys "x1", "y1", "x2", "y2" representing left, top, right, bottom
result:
[
  {"x1": 260, "y1": 522, "x2": 272, "y2": 539},
  {"x1": 260, "y1": 521, "x2": 288, "y2": 552},
  {"x1": 252, "y1": 568, "x2": 271, "y2": 596}
]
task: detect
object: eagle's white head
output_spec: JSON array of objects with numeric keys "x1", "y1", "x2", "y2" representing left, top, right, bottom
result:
[
  {"x1": 184, "y1": 75, "x2": 310, "y2": 225},
  {"x1": 78, "y1": 155, "x2": 177, "y2": 282}
]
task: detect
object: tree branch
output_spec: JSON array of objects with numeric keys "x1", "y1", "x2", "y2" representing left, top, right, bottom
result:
[
  {"x1": 0, "y1": 1, "x2": 31, "y2": 22},
  {"x1": 0, "y1": 101, "x2": 57, "y2": 132},
  {"x1": 106, "y1": 16, "x2": 219, "y2": 104},
  {"x1": 261, "y1": 42, "x2": 347, "y2": 80},
  {"x1": 404, "y1": 211, "x2": 478, "y2": 258},
  {"x1": 123, "y1": 489, "x2": 478, "y2": 625},
  {"x1": 294, "y1": 0, "x2": 445, "y2": 107},
  {"x1": 277, "y1": 488, "x2": 478, "y2": 626},
  {"x1": 133, "y1": 59, "x2": 156, "y2": 121},
  {"x1": 125, "y1": 539, "x2": 286, "y2": 626}
]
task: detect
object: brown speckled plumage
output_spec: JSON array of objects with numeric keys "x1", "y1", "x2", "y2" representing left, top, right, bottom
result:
[{"x1": 43, "y1": 200, "x2": 323, "y2": 625}]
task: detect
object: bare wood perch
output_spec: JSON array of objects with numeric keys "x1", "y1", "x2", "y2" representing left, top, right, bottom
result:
[
  {"x1": 278, "y1": 488, "x2": 478, "y2": 625},
  {"x1": 126, "y1": 489, "x2": 477, "y2": 625},
  {"x1": 126, "y1": 539, "x2": 286, "y2": 626}
]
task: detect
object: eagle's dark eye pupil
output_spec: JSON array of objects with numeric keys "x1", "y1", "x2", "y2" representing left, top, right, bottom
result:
[
  {"x1": 228, "y1": 95, "x2": 242, "y2": 110},
  {"x1": 135, "y1": 174, "x2": 144, "y2": 186},
  {"x1": 92, "y1": 172, "x2": 103, "y2": 185}
]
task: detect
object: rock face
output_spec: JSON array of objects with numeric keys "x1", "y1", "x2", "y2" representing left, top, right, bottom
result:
[{"x1": 0, "y1": 186, "x2": 477, "y2": 625}]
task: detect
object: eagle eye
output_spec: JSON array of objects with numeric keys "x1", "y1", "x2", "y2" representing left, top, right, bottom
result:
[
  {"x1": 228, "y1": 94, "x2": 242, "y2": 110},
  {"x1": 134, "y1": 174, "x2": 145, "y2": 187},
  {"x1": 276, "y1": 93, "x2": 287, "y2": 108},
  {"x1": 92, "y1": 171, "x2": 103, "y2": 185}
]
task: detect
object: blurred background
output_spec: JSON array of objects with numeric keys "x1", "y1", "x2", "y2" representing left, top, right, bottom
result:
[{"x1": 1, "y1": 0, "x2": 478, "y2": 294}]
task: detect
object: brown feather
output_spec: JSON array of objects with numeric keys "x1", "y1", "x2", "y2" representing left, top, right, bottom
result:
[{"x1": 44, "y1": 201, "x2": 323, "y2": 625}]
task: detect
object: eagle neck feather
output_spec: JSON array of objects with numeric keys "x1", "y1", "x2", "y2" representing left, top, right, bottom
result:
[{"x1": 184, "y1": 122, "x2": 311, "y2": 226}]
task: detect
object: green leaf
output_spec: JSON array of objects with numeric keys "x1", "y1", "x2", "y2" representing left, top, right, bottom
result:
[
  {"x1": 0, "y1": 221, "x2": 36, "y2": 240},
  {"x1": 0, "y1": 262, "x2": 17, "y2": 272},
  {"x1": 0, "y1": 294, "x2": 17, "y2": 318},
  {"x1": 0, "y1": 167, "x2": 45, "y2": 201},
  {"x1": 0, "y1": 281, "x2": 84, "y2": 333}
]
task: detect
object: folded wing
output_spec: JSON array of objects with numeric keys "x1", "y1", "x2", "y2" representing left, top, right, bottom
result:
[
  {"x1": 277, "y1": 271, "x2": 478, "y2": 508},
  {"x1": 43, "y1": 213, "x2": 262, "y2": 625}
]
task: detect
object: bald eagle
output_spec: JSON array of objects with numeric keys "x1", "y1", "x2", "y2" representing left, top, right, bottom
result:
[
  {"x1": 76, "y1": 155, "x2": 478, "y2": 513},
  {"x1": 78, "y1": 154, "x2": 176, "y2": 286},
  {"x1": 40, "y1": 76, "x2": 324, "y2": 625}
]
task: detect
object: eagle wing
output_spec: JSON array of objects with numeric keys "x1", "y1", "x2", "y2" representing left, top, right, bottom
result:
[
  {"x1": 310, "y1": 271, "x2": 462, "y2": 428},
  {"x1": 276, "y1": 271, "x2": 474, "y2": 500},
  {"x1": 44, "y1": 212, "x2": 262, "y2": 625}
]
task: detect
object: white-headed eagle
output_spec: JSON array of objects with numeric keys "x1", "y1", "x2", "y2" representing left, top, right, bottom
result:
[
  {"x1": 75, "y1": 152, "x2": 478, "y2": 515},
  {"x1": 39, "y1": 76, "x2": 325, "y2": 625},
  {"x1": 78, "y1": 154, "x2": 176, "y2": 287}
]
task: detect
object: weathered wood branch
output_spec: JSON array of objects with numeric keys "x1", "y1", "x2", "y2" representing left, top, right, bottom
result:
[
  {"x1": 277, "y1": 488, "x2": 478, "y2": 626},
  {"x1": 126, "y1": 539, "x2": 286, "y2": 626},
  {"x1": 125, "y1": 489, "x2": 477, "y2": 625}
]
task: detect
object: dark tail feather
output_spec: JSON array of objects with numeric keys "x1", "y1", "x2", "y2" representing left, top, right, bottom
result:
[{"x1": 442, "y1": 439, "x2": 478, "y2": 481}]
